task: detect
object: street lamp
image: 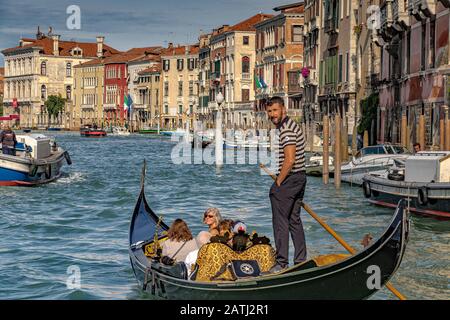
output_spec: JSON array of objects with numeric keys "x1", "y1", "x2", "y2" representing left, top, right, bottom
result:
[{"x1": 215, "y1": 91, "x2": 224, "y2": 167}]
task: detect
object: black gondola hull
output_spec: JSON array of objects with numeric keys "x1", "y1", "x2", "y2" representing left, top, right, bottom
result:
[{"x1": 129, "y1": 178, "x2": 410, "y2": 300}]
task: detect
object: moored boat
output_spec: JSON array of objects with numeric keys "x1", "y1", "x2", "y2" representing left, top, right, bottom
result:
[
  {"x1": 129, "y1": 162, "x2": 410, "y2": 300},
  {"x1": 112, "y1": 126, "x2": 131, "y2": 136},
  {"x1": 363, "y1": 151, "x2": 450, "y2": 219},
  {"x1": 0, "y1": 134, "x2": 72, "y2": 186},
  {"x1": 340, "y1": 144, "x2": 409, "y2": 186},
  {"x1": 305, "y1": 153, "x2": 334, "y2": 177},
  {"x1": 80, "y1": 125, "x2": 107, "y2": 137}
]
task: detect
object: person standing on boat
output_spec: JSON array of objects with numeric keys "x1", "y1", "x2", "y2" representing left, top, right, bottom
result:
[
  {"x1": 266, "y1": 96, "x2": 307, "y2": 272},
  {"x1": 0, "y1": 125, "x2": 17, "y2": 156}
]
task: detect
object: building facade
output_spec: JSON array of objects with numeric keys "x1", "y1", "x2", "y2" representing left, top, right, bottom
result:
[
  {"x1": 72, "y1": 58, "x2": 106, "y2": 129},
  {"x1": 198, "y1": 34, "x2": 212, "y2": 127},
  {"x1": 135, "y1": 64, "x2": 162, "y2": 128},
  {"x1": 254, "y1": 3, "x2": 305, "y2": 128},
  {"x1": 127, "y1": 48, "x2": 162, "y2": 130},
  {"x1": 376, "y1": 0, "x2": 450, "y2": 148},
  {"x1": 161, "y1": 44, "x2": 200, "y2": 129},
  {"x1": 1, "y1": 29, "x2": 118, "y2": 128}
]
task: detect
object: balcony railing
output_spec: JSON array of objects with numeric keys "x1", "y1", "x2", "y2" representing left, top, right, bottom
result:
[
  {"x1": 242, "y1": 73, "x2": 251, "y2": 80},
  {"x1": 392, "y1": 0, "x2": 410, "y2": 31},
  {"x1": 324, "y1": 18, "x2": 338, "y2": 34}
]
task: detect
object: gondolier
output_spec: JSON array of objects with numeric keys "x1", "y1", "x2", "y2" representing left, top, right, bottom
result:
[{"x1": 267, "y1": 96, "x2": 307, "y2": 272}]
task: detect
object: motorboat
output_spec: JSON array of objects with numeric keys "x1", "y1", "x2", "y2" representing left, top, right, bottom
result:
[
  {"x1": 363, "y1": 151, "x2": 450, "y2": 219},
  {"x1": 306, "y1": 153, "x2": 334, "y2": 177},
  {"x1": 80, "y1": 125, "x2": 107, "y2": 137},
  {"x1": 112, "y1": 126, "x2": 131, "y2": 136},
  {"x1": 340, "y1": 144, "x2": 409, "y2": 186},
  {"x1": 0, "y1": 133, "x2": 72, "y2": 186}
]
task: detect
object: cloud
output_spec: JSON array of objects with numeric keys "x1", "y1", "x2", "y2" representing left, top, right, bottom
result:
[{"x1": 0, "y1": 0, "x2": 288, "y2": 64}]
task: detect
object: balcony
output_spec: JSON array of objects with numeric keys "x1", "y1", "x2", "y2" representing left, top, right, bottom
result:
[
  {"x1": 379, "y1": 1, "x2": 395, "y2": 41},
  {"x1": 324, "y1": 17, "x2": 338, "y2": 34},
  {"x1": 242, "y1": 73, "x2": 251, "y2": 81},
  {"x1": 208, "y1": 101, "x2": 218, "y2": 111},
  {"x1": 392, "y1": 0, "x2": 410, "y2": 31},
  {"x1": 408, "y1": 0, "x2": 427, "y2": 21},
  {"x1": 234, "y1": 102, "x2": 254, "y2": 111},
  {"x1": 133, "y1": 104, "x2": 148, "y2": 110}
]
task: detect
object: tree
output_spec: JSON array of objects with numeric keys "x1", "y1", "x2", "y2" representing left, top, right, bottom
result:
[
  {"x1": 45, "y1": 95, "x2": 66, "y2": 116},
  {"x1": 45, "y1": 95, "x2": 66, "y2": 125}
]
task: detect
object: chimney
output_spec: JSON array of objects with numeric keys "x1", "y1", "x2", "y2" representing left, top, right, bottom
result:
[
  {"x1": 185, "y1": 45, "x2": 190, "y2": 55},
  {"x1": 96, "y1": 36, "x2": 105, "y2": 58},
  {"x1": 168, "y1": 42, "x2": 173, "y2": 49},
  {"x1": 52, "y1": 34, "x2": 60, "y2": 56}
]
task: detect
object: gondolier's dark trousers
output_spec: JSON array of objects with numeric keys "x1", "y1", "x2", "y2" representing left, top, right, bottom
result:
[
  {"x1": 2, "y1": 146, "x2": 15, "y2": 156},
  {"x1": 270, "y1": 171, "x2": 307, "y2": 267}
]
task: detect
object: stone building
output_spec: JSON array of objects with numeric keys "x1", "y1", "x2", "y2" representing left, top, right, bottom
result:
[
  {"x1": 254, "y1": 2, "x2": 305, "y2": 128},
  {"x1": 135, "y1": 64, "x2": 162, "y2": 128},
  {"x1": 160, "y1": 44, "x2": 200, "y2": 129},
  {"x1": 375, "y1": 0, "x2": 450, "y2": 148},
  {"x1": 1, "y1": 28, "x2": 118, "y2": 128}
]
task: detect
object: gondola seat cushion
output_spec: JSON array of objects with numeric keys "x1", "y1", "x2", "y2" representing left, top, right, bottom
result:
[{"x1": 195, "y1": 243, "x2": 276, "y2": 282}]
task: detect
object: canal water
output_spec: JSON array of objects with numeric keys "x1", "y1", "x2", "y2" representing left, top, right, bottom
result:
[{"x1": 0, "y1": 132, "x2": 448, "y2": 300}]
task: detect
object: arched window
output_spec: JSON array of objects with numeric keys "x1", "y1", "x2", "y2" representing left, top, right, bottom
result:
[
  {"x1": 66, "y1": 62, "x2": 72, "y2": 77},
  {"x1": 41, "y1": 61, "x2": 46, "y2": 75},
  {"x1": 41, "y1": 85, "x2": 46, "y2": 99},
  {"x1": 242, "y1": 56, "x2": 250, "y2": 74},
  {"x1": 66, "y1": 86, "x2": 72, "y2": 100}
]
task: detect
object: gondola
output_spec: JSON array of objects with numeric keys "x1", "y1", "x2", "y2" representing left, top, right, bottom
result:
[{"x1": 129, "y1": 162, "x2": 410, "y2": 300}]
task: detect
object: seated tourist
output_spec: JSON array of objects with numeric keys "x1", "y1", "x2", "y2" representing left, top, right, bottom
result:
[
  {"x1": 210, "y1": 219, "x2": 234, "y2": 246},
  {"x1": 196, "y1": 207, "x2": 222, "y2": 247},
  {"x1": 161, "y1": 219, "x2": 198, "y2": 263}
]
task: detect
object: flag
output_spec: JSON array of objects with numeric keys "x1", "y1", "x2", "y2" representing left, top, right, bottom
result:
[
  {"x1": 255, "y1": 75, "x2": 262, "y2": 89},
  {"x1": 260, "y1": 77, "x2": 268, "y2": 89},
  {"x1": 123, "y1": 94, "x2": 129, "y2": 111},
  {"x1": 127, "y1": 94, "x2": 133, "y2": 113}
]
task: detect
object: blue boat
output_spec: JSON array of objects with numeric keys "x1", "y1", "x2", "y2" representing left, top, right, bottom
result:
[{"x1": 0, "y1": 134, "x2": 72, "y2": 186}]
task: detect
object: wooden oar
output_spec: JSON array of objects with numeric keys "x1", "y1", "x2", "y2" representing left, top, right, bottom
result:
[{"x1": 259, "y1": 163, "x2": 406, "y2": 300}]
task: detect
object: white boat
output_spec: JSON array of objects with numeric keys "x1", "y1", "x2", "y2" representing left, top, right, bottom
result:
[
  {"x1": 363, "y1": 151, "x2": 450, "y2": 219},
  {"x1": 0, "y1": 134, "x2": 72, "y2": 186},
  {"x1": 305, "y1": 153, "x2": 334, "y2": 177},
  {"x1": 112, "y1": 127, "x2": 131, "y2": 136},
  {"x1": 340, "y1": 144, "x2": 409, "y2": 186},
  {"x1": 224, "y1": 130, "x2": 271, "y2": 150}
]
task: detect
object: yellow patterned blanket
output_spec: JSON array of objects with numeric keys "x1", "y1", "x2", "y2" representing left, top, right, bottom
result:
[{"x1": 195, "y1": 243, "x2": 276, "y2": 282}]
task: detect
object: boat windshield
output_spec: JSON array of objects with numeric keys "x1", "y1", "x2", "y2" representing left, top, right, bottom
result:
[
  {"x1": 361, "y1": 146, "x2": 386, "y2": 156},
  {"x1": 391, "y1": 146, "x2": 408, "y2": 154}
]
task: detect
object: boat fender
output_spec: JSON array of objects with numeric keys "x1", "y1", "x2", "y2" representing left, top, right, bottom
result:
[
  {"x1": 418, "y1": 187, "x2": 428, "y2": 206},
  {"x1": 29, "y1": 165, "x2": 38, "y2": 177},
  {"x1": 64, "y1": 151, "x2": 72, "y2": 165},
  {"x1": 45, "y1": 164, "x2": 52, "y2": 180},
  {"x1": 363, "y1": 181, "x2": 372, "y2": 198}
]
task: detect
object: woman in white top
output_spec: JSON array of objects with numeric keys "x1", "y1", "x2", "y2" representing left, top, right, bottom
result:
[
  {"x1": 196, "y1": 207, "x2": 222, "y2": 247},
  {"x1": 162, "y1": 219, "x2": 198, "y2": 263}
]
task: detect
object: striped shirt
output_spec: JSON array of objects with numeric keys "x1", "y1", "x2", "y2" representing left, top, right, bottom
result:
[{"x1": 276, "y1": 117, "x2": 306, "y2": 174}]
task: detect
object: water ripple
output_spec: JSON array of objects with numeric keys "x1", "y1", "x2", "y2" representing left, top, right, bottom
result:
[{"x1": 0, "y1": 132, "x2": 448, "y2": 300}]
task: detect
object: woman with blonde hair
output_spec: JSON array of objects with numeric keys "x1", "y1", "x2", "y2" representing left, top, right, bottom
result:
[
  {"x1": 196, "y1": 207, "x2": 222, "y2": 247},
  {"x1": 162, "y1": 219, "x2": 198, "y2": 263}
]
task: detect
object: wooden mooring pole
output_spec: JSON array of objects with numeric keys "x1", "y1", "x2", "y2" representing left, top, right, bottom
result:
[
  {"x1": 334, "y1": 115, "x2": 341, "y2": 189},
  {"x1": 323, "y1": 115, "x2": 330, "y2": 185},
  {"x1": 419, "y1": 114, "x2": 426, "y2": 151}
]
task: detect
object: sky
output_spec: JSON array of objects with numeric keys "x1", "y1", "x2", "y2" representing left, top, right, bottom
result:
[{"x1": 0, "y1": 0, "x2": 293, "y2": 65}]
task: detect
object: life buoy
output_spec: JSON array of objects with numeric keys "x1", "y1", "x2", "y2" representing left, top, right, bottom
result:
[
  {"x1": 418, "y1": 187, "x2": 428, "y2": 206},
  {"x1": 64, "y1": 151, "x2": 72, "y2": 165},
  {"x1": 45, "y1": 164, "x2": 52, "y2": 179},
  {"x1": 363, "y1": 181, "x2": 372, "y2": 198}
]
